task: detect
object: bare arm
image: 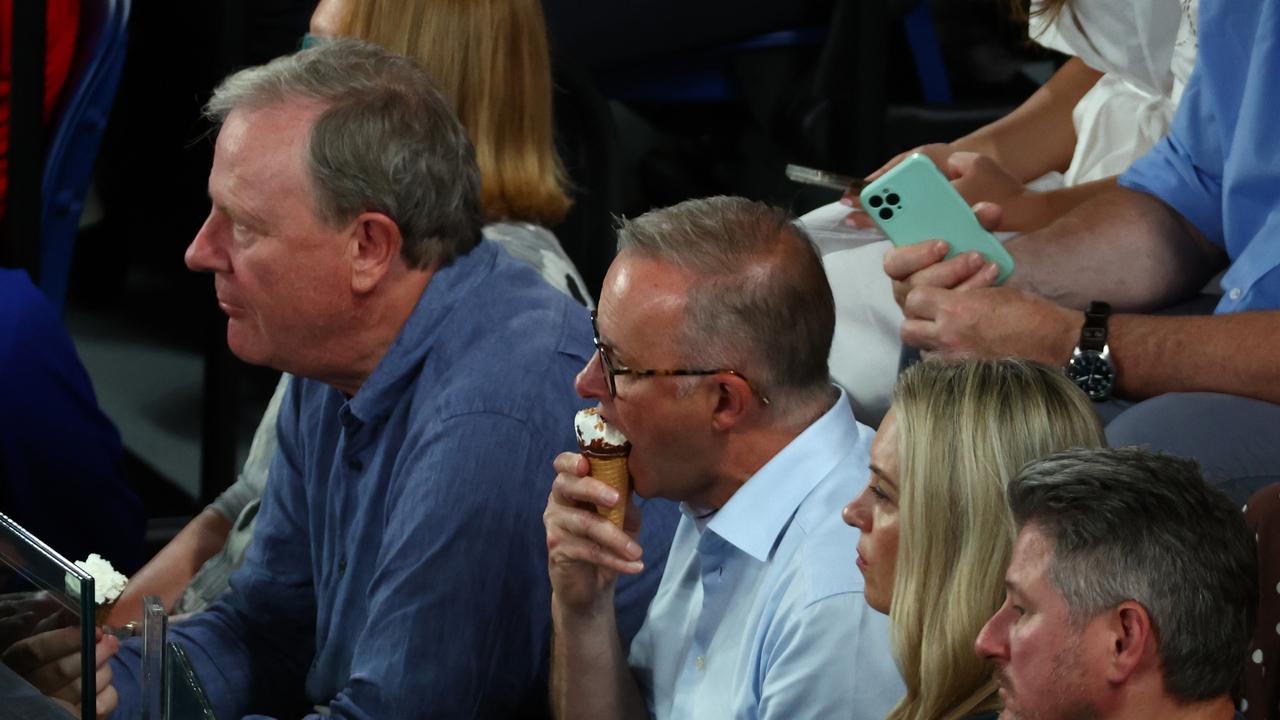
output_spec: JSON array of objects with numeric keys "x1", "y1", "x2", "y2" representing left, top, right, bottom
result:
[
  {"x1": 550, "y1": 594, "x2": 648, "y2": 720},
  {"x1": 1108, "y1": 311, "x2": 1280, "y2": 402},
  {"x1": 545, "y1": 453, "x2": 648, "y2": 720},
  {"x1": 952, "y1": 57, "x2": 1103, "y2": 181},
  {"x1": 1005, "y1": 185, "x2": 1228, "y2": 310},
  {"x1": 844, "y1": 58, "x2": 1104, "y2": 227},
  {"x1": 106, "y1": 509, "x2": 232, "y2": 626},
  {"x1": 939, "y1": 155, "x2": 1119, "y2": 233},
  {"x1": 887, "y1": 187, "x2": 1278, "y2": 403}
]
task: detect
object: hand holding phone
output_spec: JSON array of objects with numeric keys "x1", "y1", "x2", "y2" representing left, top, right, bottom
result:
[{"x1": 859, "y1": 153, "x2": 1014, "y2": 283}]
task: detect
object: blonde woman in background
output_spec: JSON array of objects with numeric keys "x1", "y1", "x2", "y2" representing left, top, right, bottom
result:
[
  {"x1": 313, "y1": 0, "x2": 591, "y2": 306},
  {"x1": 844, "y1": 359, "x2": 1106, "y2": 720}
]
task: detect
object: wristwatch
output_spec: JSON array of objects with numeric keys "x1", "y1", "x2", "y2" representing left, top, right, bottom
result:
[{"x1": 1065, "y1": 301, "x2": 1115, "y2": 401}]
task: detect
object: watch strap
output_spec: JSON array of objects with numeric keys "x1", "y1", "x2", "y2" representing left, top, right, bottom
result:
[{"x1": 1078, "y1": 301, "x2": 1111, "y2": 353}]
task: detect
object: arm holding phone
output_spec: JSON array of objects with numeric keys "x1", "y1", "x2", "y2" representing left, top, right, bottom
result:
[{"x1": 842, "y1": 58, "x2": 1109, "y2": 233}]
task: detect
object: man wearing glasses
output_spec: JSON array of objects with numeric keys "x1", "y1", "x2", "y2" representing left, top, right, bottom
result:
[{"x1": 543, "y1": 196, "x2": 903, "y2": 719}]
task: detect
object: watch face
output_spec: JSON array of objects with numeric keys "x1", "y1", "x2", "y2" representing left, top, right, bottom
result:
[{"x1": 1068, "y1": 351, "x2": 1115, "y2": 400}]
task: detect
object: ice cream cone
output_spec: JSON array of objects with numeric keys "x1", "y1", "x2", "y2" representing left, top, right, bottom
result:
[
  {"x1": 586, "y1": 454, "x2": 630, "y2": 528},
  {"x1": 95, "y1": 600, "x2": 116, "y2": 627},
  {"x1": 574, "y1": 408, "x2": 632, "y2": 529}
]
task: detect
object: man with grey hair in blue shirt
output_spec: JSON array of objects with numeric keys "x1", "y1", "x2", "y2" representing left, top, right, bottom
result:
[{"x1": 27, "y1": 38, "x2": 676, "y2": 719}]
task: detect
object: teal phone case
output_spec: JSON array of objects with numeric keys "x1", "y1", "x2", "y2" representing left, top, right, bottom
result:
[{"x1": 859, "y1": 153, "x2": 1014, "y2": 284}]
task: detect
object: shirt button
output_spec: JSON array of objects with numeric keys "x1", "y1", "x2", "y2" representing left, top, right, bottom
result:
[
  {"x1": 348, "y1": 457, "x2": 363, "y2": 472},
  {"x1": 338, "y1": 559, "x2": 347, "y2": 576},
  {"x1": 1229, "y1": 287, "x2": 1243, "y2": 301},
  {"x1": 695, "y1": 656, "x2": 705, "y2": 671}
]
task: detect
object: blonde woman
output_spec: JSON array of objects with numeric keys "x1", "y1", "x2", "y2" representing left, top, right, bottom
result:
[
  {"x1": 311, "y1": 0, "x2": 591, "y2": 305},
  {"x1": 844, "y1": 359, "x2": 1105, "y2": 720}
]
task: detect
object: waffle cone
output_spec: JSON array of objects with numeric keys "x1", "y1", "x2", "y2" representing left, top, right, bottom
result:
[
  {"x1": 95, "y1": 600, "x2": 117, "y2": 627},
  {"x1": 586, "y1": 455, "x2": 630, "y2": 528}
]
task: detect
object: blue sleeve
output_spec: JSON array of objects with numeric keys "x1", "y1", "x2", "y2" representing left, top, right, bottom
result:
[
  {"x1": 1118, "y1": 60, "x2": 1227, "y2": 249},
  {"x1": 310, "y1": 411, "x2": 561, "y2": 719},
  {"x1": 111, "y1": 381, "x2": 315, "y2": 720},
  {"x1": 0, "y1": 270, "x2": 143, "y2": 571}
]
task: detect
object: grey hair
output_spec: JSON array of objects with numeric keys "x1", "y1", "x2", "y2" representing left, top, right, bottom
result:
[
  {"x1": 204, "y1": 38, "x2": 482, "y2": 269},
  {"x1": 615, "y1": 196, "x2": 835, "y2": 423},
  {"x1": 1008, "y1": 447, "x2": 1257, "y2": 702}
]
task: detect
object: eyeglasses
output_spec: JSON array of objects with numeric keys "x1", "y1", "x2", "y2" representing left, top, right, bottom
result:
[{"x1": 590, "y1": 310, "x2": 771, "y2": 406}]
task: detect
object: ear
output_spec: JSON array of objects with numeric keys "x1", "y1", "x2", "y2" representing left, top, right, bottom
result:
[
  {"x1": 349, "y1": 212, "x2": 403, "y2": 294},
  {"x1": 709, "y1": 372, "x2": 755, "y2": 432},
  {"x1": 1104, "y1": 601, "x2": 1155, "y2": 686}
]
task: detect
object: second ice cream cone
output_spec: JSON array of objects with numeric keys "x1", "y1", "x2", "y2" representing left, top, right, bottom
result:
[{"x1": 587, "y1": 455, "x2": 629, "y2": 528}]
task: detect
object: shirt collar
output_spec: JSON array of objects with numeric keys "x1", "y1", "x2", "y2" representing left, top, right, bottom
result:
[
  {"x1": 345, "y1": 239, "x2": 498, "y2": 425},
  {"x1": 701, "y1": 388, "x2": 863, "y2": 563}
]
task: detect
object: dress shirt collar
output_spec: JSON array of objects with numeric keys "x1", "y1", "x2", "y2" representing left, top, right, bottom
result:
[
  {"x1": 346, "y1": 239, "x2": 499, "y2": 426},
  {"x1": 695, "y1": 388, "x2": 862, "y2": 563}
]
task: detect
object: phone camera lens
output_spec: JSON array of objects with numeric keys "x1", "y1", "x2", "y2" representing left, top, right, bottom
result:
[
  {"x1": 886, "y1": 193, "x2": 900, "y2": 205},
  {"x1": 868, "y1": 195, "x2": 883, "y2": 208},
  {"x1": 879, "y1": 208, "x2": 893, "y2": 220}
]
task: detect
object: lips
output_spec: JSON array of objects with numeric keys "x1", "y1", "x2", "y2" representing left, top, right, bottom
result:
[
  {"x1": 856, "y1": 546, "x2": 869, "y2": 570},
  {"x1": 217, "y1": 296, "x2": 245, "y2": 317}
]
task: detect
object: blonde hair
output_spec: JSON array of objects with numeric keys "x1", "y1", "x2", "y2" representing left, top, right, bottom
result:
[
  {"x1": 339, "y1": 0, "x2": 572, "y2": 226},
  {"x1": 886, "y1": 359, "x2": 1105, "y2": 720}
]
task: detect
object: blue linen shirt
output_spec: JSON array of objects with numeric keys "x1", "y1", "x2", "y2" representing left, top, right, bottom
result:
[
  {"x1": 1118, "y1": 0, "x2": 1280, "y2": 313},
  {"x1": 109, "y1": 240, "x2": 679, "y2": 719},
  {"x1": 628, "y1": 390, "x2": 904, "y2": 719}
]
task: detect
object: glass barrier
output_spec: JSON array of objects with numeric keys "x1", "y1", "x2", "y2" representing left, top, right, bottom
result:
[
  {"x1": 166, "y1": 641, "x2": 216, "y2": 719},
  {"x1": 140, "y1": 596, "x2": 167, "y2": 720},
  {"x1": 0, "y1": 511, "x2": 95, "y2": 719}
]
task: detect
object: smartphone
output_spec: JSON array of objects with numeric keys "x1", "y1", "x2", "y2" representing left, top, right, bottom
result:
[
  {"x1": 858, "y1": 153, "x2": 1014, "y2": 284},
  {"x1": 785, "y1": 164, "x2": 866, "y2": 192}
]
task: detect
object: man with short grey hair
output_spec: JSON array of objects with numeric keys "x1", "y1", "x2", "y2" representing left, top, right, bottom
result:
[
  {"x1": 544, "y1": 196, "x2": 902, "y2": 719},
  {"x1": 977, "y1": 447, "x2": 1256, "y2": 720},
  {"x1": 84, "y1": 39, "x2": 674, "y2": 719}
]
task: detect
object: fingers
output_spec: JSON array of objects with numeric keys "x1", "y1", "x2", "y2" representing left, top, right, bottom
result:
[
  {"x1": 95, "y1": 682, "x2": 119, "y2": 720},
  {"x1": 883, "y1": 240, "x2": 950, "y2": 283},
  {"x1": 548, "y1": 469, "x2": 623, "y2": 512},
  {"x1": 547, "y1": 506, "x2": 645, "y2": 575},
  {"x1": 2, "y1": 625, "x2": 79, "y2": 675},
  {"x1": 546, "y1": 474, "x2": 644, "y2": 575},
  {"x1": 886, "y1": 244, "x2": 991, "y2": 309},
  {"x1": 972, "y1": 202, "x2": 1004, "y2": 232},
  {"x1": 956, "y1": 262, "x2": 1000, "y2": 290},
  {"x1": 42, "y1": 632, "x2": 118, "y2": 708},
  {"x1": 552, "y1": 451, "x2": 589, "y2": 477},
  {"x1": 843, "y1": 209, "x2": 878, "y2": 229}
]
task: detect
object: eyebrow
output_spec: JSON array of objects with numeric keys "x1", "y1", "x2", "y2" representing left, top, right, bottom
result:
[{"x1": 868, "y1": 464, "x2": 899, "y2": 492}]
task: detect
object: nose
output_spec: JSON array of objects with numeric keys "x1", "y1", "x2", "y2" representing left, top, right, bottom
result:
[
  {"x1": 974, "y1": 602, "x2": 1010, "y2": 662},
  {"x1": 186, "y1": 210, "x2": 231, "y2": 274},
  {"x1": 843, "y1": 487, "x2": 871, "y2": 530},
  {"x1": 575, "y1": 348, "x2": 608, "y2": 400}
]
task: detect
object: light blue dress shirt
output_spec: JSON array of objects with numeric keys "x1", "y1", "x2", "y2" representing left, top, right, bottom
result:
[
  {"x1": 628, "y1": 390, "x2": 904, "y2": 719},
  {"x1": 1118, "y1": 0, "x2": 1280, "y2": 313}
]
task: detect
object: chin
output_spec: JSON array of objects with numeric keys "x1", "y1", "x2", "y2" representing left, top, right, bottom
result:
[{"x1": 225, "y1": 325, "x2": 271, "y2": 367}]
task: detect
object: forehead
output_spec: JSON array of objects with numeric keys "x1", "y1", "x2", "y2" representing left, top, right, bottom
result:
[
  {"x1": 869, "y1": 410, "x2": 899, "y2": 474},
  {"x1": 210, "y1": 101, "x2": 324, "y2": 208},
  {"x1": 597, "y1": 252, "x2": 695, "y2": 341},
  {"x1": 1008, "y1": 526, "x2": 1057, "y2": 592}
]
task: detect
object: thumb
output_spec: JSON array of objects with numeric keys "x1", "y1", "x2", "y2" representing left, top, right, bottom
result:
[{"x1": 971, "y1": 202, "x2": 1004, "y2": 232}]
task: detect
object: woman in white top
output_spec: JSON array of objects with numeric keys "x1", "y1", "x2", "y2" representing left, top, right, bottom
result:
[{"x1": 811, "y1": 0, "x2": 1198, "y2": 426}]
